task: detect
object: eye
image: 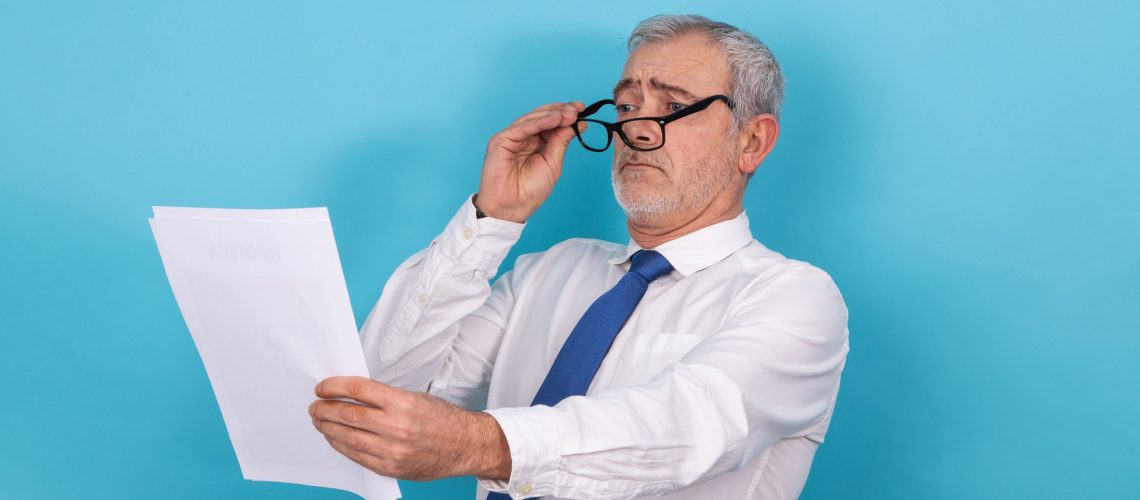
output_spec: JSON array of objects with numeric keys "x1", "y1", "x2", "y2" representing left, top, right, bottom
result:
[
  {"x1": 616, "y1": 103, "x2": 637, "y2": 114},
  {"x1": 668, "y1": 102, "x2": 688, "y2": 113}
]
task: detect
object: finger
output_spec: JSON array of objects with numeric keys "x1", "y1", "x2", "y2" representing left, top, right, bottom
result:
[
  {"x1": 514, "y1": 110, "x2": 577, "y2": 136},
  {"x1": 508, "y1": 105, "x2": 564, "y2": 127},
  {"x1": 498, "y1": 110, "x2": 578, "y2": 145},
  {"x1": 315, "y1": 376, "x2": 403, "y2": 408},
  {"x1": 540, "y1": 110, "x2": 584, "y2": 151},
  {"x1": 313, "y1": 418, "x2": 385, "y2": 455},
  {"x1": 527, "y1": 111, "x2": 582, "y2": 152},
  {"x1": 509, "y1": 102, "x2": 582, "y2": 127},
  {"x1": 310, "y1": 399, "x2": 382, "y2": 433},
  {"x1": 324, "y1": 433, "x2": 394, "y2": 477}
]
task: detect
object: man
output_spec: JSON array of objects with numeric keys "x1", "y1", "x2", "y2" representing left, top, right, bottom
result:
[{"x1": 309, "y1": 14, "x2": 849, "y2": 499}]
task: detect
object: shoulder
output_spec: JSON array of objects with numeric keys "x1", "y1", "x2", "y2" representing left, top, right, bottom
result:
[
  {"x1": 728, "y1": 241, "x2": 843, "y2": 294},
  {"x1": 722, "y1": 242, "x2": 848, "y2": 330}
]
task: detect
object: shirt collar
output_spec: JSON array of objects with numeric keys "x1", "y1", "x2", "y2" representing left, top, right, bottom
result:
[{"x1": 606, "y1": 210, "x2": 755, "y2": 277}]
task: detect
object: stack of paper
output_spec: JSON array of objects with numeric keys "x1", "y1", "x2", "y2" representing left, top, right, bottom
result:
[{"x1": 149, "y1": 206, "x2": 400, "y2": 500}]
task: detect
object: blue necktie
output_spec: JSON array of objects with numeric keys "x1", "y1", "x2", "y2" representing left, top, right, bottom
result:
[{"x1": 487, "y1": 249, "x2": 673, "y2": 500}]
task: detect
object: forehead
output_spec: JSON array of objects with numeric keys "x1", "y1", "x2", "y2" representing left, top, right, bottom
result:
[{"x1": 617, "y1": 32, "x2": 731, "y2": 96}]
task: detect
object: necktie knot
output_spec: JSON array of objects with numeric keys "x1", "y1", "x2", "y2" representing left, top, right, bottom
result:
[{"x1": 629, "y1": 249, "x2": 673, "y2": 282}]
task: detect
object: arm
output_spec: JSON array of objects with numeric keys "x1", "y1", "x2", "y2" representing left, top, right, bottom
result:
[
  {"x1": 360, "y1": 99, "x2": 586, "y2": 400},
  {"x1": 359, "y1": 193, "x2": 523, "y2": 402},
  {"x1": 480, "y1": 263, "x2": 850, "y2": 499},
  {"x1": 309, "y1": 376, "x2": 514, "y2": 482},
  {"x1": 310, "y1": 101, "x2": 588, "y2": 483}
]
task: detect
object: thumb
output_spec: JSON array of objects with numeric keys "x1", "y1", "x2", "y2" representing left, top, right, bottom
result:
[{"x1": 543, "y1": 121, "x2": 582, "y2": 165}]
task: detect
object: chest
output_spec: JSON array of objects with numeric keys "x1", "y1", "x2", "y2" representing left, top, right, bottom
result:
[{"x1": 486, "y1": 261, "x2": 753, "y2": 407}]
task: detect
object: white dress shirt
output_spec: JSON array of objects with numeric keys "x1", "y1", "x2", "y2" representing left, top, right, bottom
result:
[{"x1": 360, "y1": 194, "x2": 850, "y2": 499}]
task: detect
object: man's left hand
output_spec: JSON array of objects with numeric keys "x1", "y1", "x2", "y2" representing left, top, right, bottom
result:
[{"x1": 309, "y1": 376, "x2": 511, "y2": 482}]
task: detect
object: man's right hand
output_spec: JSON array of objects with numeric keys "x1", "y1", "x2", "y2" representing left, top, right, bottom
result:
[{"x1": 475, "y1": 101, "x2": 586, "y2": 223}]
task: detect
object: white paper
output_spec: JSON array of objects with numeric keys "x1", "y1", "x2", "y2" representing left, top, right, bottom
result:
[{"x1": 149, "y1": 206, "x2": 400, "y2": 500}]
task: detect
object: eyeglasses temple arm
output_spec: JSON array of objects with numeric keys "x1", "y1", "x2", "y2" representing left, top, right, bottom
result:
[{"x1": 578, "y1": 99, "x2": 615, "y2": 118}]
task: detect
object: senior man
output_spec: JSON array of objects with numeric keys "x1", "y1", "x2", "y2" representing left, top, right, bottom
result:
[{"x1": 309, "y1": 14, "x2": 849, "y2": 500}]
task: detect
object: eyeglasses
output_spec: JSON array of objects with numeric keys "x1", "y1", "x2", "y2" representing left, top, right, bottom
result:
[{"x1": 571, "y1": 94, "x2": 734, "y2": 152}]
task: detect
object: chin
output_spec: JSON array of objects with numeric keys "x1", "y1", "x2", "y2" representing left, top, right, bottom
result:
[{"x1": 614, "y1": 189, "x2": 682, "y2": 222}]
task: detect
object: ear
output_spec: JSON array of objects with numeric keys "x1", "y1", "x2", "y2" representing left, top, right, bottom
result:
[{"x1": 736, "y1": 114, "x2": 779, "y2": 176}]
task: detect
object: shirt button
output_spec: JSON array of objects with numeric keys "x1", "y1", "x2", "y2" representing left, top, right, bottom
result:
[
  {"x1": 417, "y1": 293, "x2": 428, "y2": 305},
  {"x1": 518, "y1": 484, "x2": 533, "y2": 495},
  {"x1": 463, "y1": 227, "x2": 473, "y2": 240}
]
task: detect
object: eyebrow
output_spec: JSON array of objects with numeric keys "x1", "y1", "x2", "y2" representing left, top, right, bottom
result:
[{"x1": 612, "y1": 77, "x2": 699, "y2": 101}]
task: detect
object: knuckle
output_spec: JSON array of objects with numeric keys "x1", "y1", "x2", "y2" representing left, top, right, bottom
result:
[
  {"x1": 390, "y1": 392, "x2": 411, "y2": 411},
  {"x1": 389, "y1": 443, "x2": 411, "y2": 462},
  {"x1": 345, "y1": 432, "x2": 366, "y2": 451},
  {"x1": 369, "y1": 462, "x2": 390, "y2": 477},
  {"x1": 382, "y1": 459, "x2": 403, "y2": 478},
  {"x1": 392, "y1": 420, "x2": 414, "y2": 441},
  {"x1": 339, "y1": 404, "x2": 361, "y2": 424},
  {"x1": 345, "y1": 378, "x2": 368, "y2": 398}
]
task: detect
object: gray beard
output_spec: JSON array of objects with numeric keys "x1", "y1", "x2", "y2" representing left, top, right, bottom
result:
[{"x1": 611, "y1": 137, "x2": 737, "y2": 223}]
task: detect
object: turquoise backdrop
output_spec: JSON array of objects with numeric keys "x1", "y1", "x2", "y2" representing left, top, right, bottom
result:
[{"x1": 2, "y1": 1, "x2": 1137, "y2": 498}]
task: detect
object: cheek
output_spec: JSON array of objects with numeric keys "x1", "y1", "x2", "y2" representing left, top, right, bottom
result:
[{"x1": 662, "y1": 131, "x2": 712, "y2": 172}]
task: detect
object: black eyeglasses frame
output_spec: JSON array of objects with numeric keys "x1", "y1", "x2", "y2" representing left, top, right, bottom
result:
[{"x1": 572, "y1": 94, "x2": 735, "y2": 152}]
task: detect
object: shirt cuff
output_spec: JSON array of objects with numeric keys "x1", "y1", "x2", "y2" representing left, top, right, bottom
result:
[
  {"x1": 432, "y1": 193, "x2": 525, "y2": 271},
  {"x1": 478, "y1": 405, "x2": 562, "y2": 498}
]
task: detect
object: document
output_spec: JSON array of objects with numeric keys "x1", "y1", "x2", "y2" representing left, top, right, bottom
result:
[{"x1": 149, "y1": 206, "x2": 400, "y2": 500}]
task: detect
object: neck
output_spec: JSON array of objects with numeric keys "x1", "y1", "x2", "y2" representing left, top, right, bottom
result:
[{"x1": 626, "y1": 195, "x2": 743, "y2": 249}]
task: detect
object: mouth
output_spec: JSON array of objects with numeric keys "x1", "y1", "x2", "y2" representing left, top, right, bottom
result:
[{"x1": 622, "y1": 162, "x2": 660, "y2": 172}]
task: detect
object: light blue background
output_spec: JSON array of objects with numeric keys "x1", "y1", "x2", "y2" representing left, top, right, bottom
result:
[{"x1": 2, "y1": 1, "x2": 1137, "y2": 498}]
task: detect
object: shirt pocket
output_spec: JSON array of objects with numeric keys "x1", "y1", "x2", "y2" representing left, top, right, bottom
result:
[{"x1": 616, "y1": 333, "x2": 705, "y2": 385}]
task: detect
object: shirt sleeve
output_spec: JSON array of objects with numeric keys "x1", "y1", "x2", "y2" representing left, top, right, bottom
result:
[
  {"x1": 479, "y1": 262, "x2": 850, "y2": 499},
  {"x1": 359, "y1": 193, "x2": 524, "y2": 409}
]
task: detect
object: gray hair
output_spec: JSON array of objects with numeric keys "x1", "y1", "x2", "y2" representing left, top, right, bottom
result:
[{"x1": 627, "y1": 14, "x2": 785, "y2": 128}]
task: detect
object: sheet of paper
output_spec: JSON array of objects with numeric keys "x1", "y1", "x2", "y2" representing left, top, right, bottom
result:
[{"x1": 149, "y1": 206, "x2": 400, "y2": 500}]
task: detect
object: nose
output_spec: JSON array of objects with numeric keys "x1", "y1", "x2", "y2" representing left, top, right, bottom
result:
[{"x1": 620, "y1": 119, "x2": 663, "y2": 149}]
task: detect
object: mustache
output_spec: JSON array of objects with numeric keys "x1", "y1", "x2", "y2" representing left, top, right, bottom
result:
[{"x1": 614, "y1": 148, "x2": 668, "y2": 170}]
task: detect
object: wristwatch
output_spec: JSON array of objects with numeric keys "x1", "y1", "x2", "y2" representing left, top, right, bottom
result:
[{"x1": 472, "y1": 194, "x2": 488, "y2": 219}]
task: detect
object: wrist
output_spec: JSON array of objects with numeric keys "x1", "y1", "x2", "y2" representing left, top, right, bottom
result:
[
  {"x1": 473, "y1": 193, "x2": 529, "y2": 223},
  {"x1": 467, "y1": 411, "x2": 512, "y2": 481}
]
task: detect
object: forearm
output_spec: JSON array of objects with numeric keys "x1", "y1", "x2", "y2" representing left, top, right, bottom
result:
[
  {"x1": 311, "y1": 376, "x2": 513, "y2": 483},
  {"x1": 360, "y1": 194, "x2": 523, "y2": 391},
  {"x1": 467, "y1": 411, "x2": 513, "y2": 481},
  {"x1": 481, "y1": 363, "x2": 754, "y2": 499}
]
